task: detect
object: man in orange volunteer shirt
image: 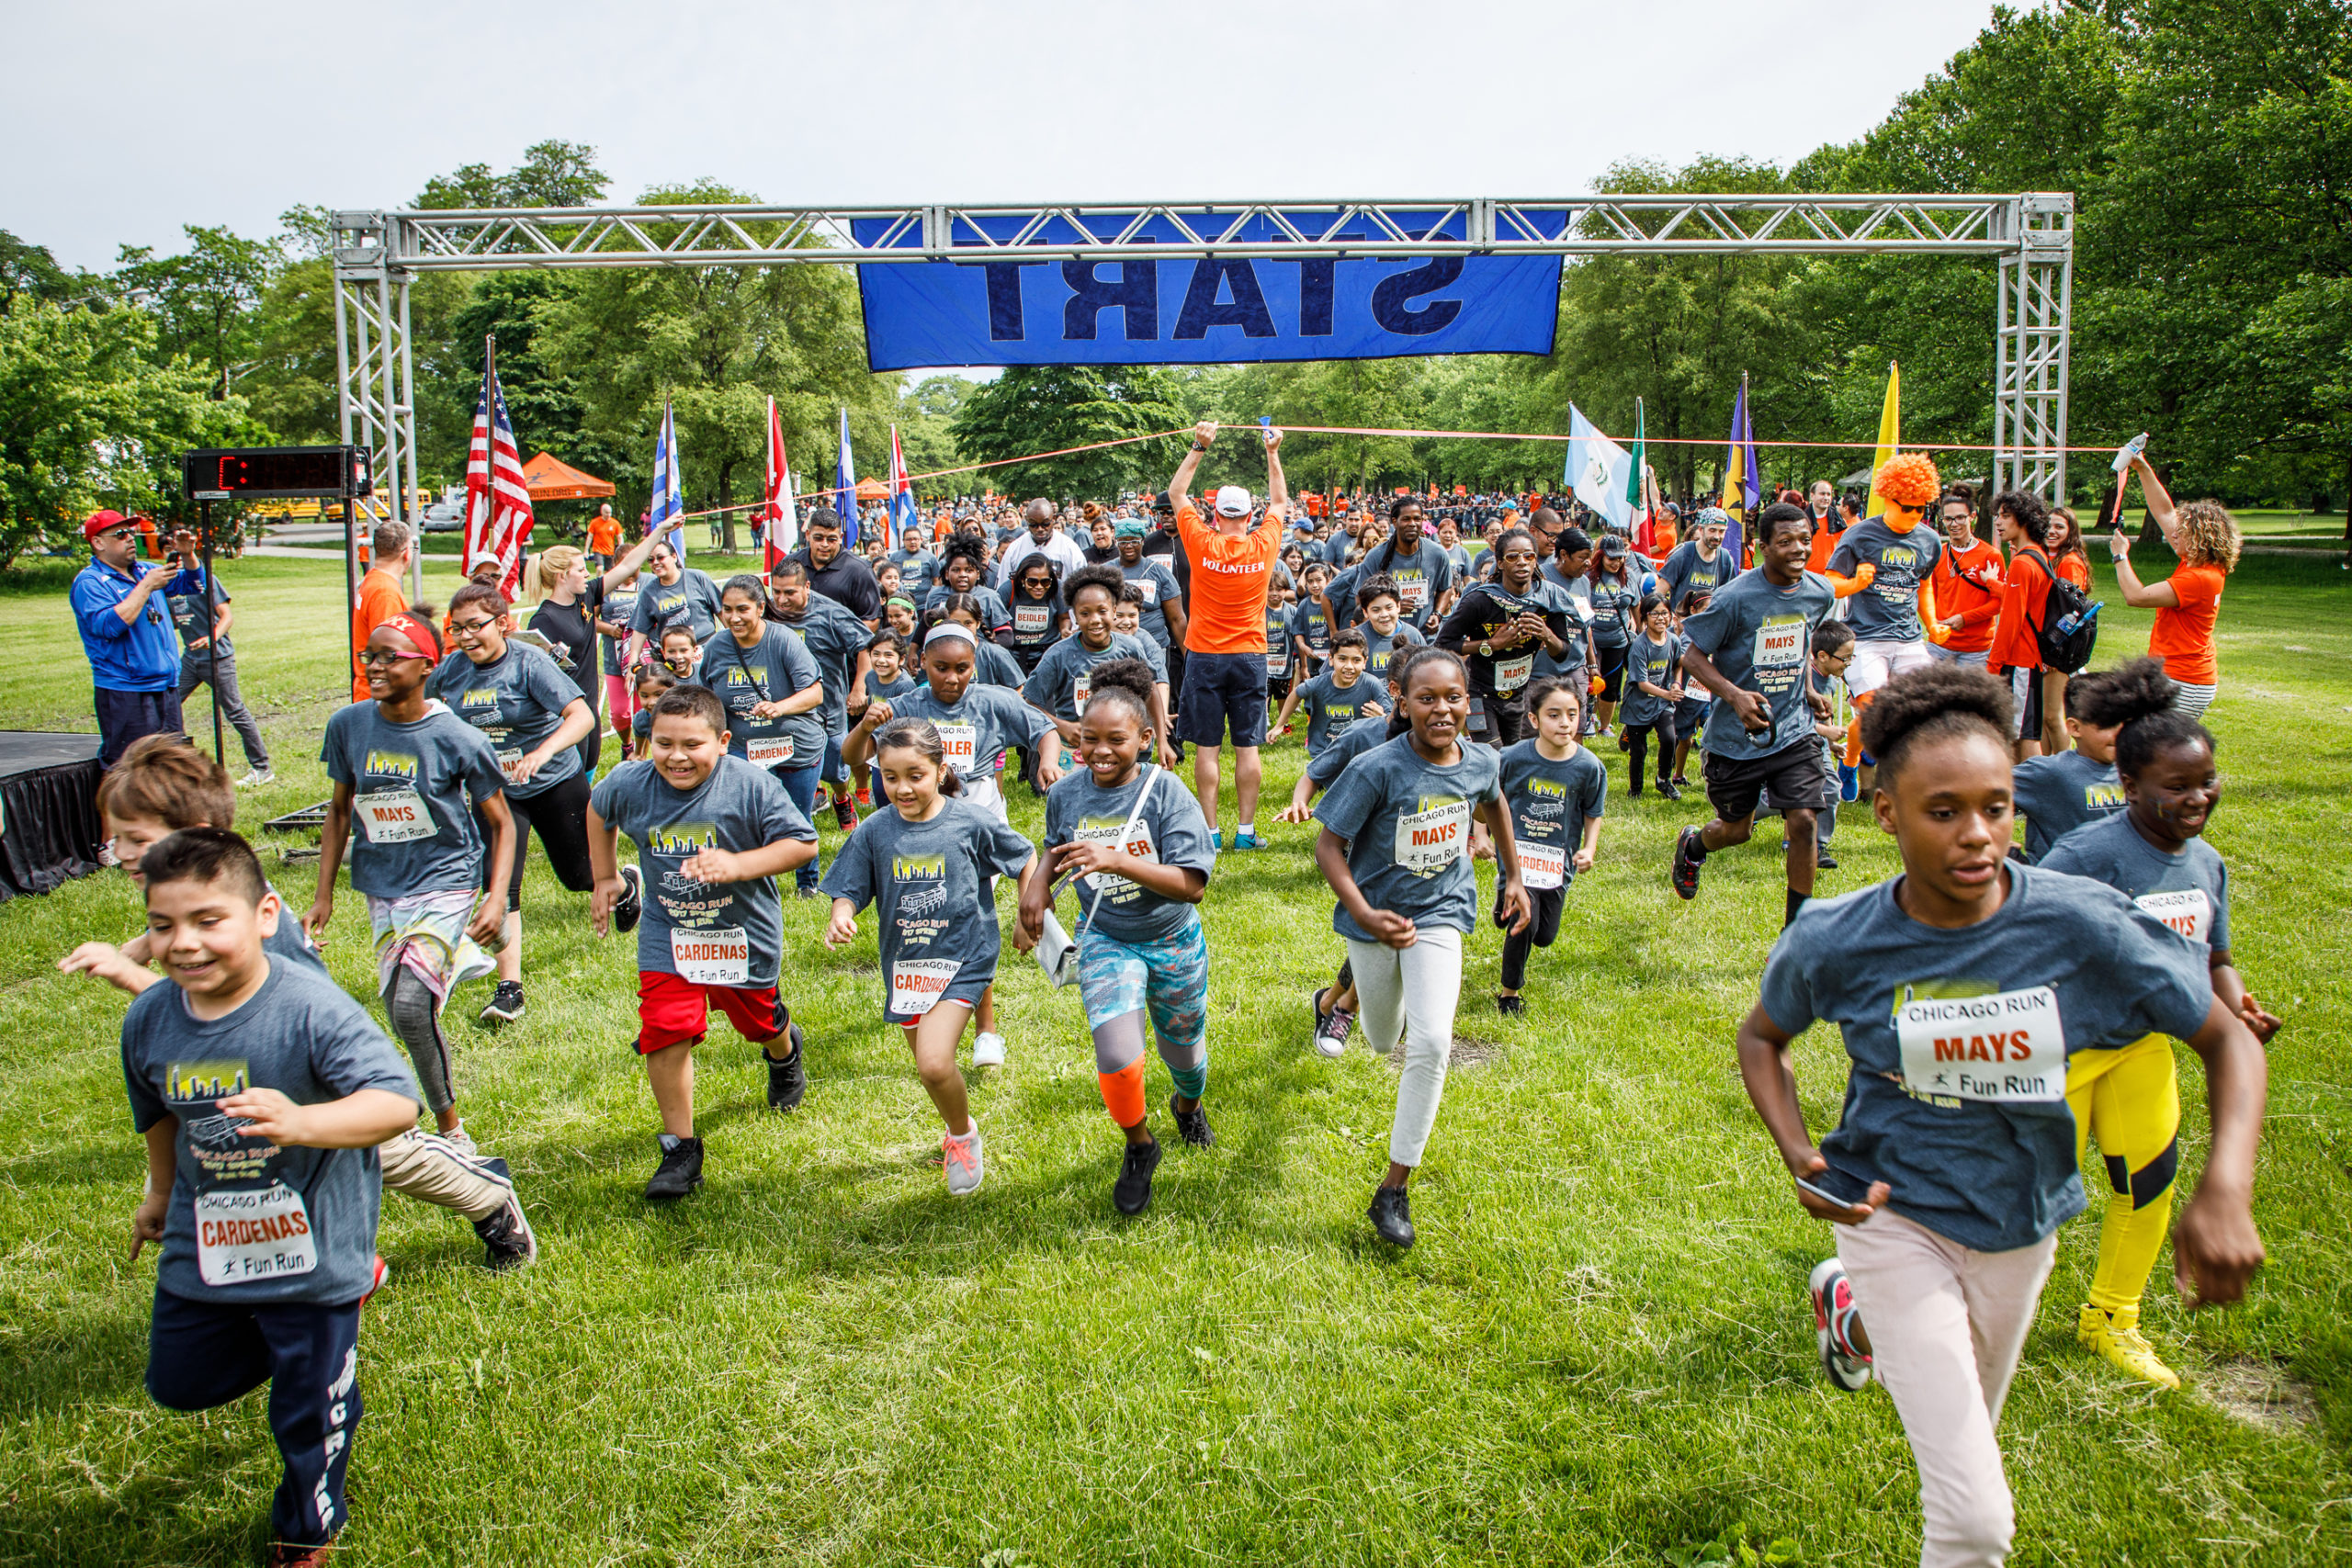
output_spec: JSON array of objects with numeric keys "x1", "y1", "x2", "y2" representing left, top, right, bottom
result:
[
  {"x1": 1168, "y1": 420, "x2": 1286, "y2": 850},
  {"x1": 586, "y1": 502, "x2": 622, "y2": 570},
  {"x1": 1927, "y1": 490, "x2": 2004, "y2": 670},
  {"x1": 351, "y1": 520, "x2": 413, "y2": 702}
]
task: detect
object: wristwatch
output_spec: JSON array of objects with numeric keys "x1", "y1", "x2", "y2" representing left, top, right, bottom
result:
[
  {"x1": 1478, "y1": 639, "x2": 1492, "y2": 658},
  {"x1": 1191, "y1": 441, "x2": 1210, "y2": 453}
]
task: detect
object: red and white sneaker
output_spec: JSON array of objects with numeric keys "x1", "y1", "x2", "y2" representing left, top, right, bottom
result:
[
  {"x1": 1809, "y1": 1257, "x2": 1872, "y2": 1392},
  {"x1": 358, "y1": 1254, "x2": 390, "y2": 1308}
]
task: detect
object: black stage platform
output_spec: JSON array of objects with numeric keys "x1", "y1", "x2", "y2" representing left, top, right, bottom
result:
[{"x1": 0, "y1": 732, "x2": 104, "y2": 902}]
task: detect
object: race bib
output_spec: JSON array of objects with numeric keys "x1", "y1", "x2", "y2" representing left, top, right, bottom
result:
[
  {"x1": 2134, "y1": 888, "x2": 2213, "y2": 944},
  {"x1": 195, "y1": 1182, "x2": 316, "y2": 1287},
  {"x1": 1072, "y1": 816, "x2": 1158, "y2": 897},
  {"x1": 1267, "y1": 649, "x2": 1289, "y2": 678},
  {"x1": 1396, "y1": 576, "x2": 1430, "y2": 612},
  {"x1": 355, "y1": 788, "x2": 435, "y2": 845},
  {"x1": 1013, "y1": 604, "x2": 1052, "y2": 635},
  {"x1": 1133, "y1": 580, "x2": 1157, "y2": 604},
  {"x1": 1520, "y1": 841, "x2": 1566, "y2": 890},
  {"x1": 1393, "y1": 798, "x2": 1471, "y2": 876},
  {"x1": 670, "y1": 925, "x2": 750, "y2": 985},
  {"x1": 1753, "y1": 614, "x2": 1805, "y2": 670},
  {"x1": 891, "y1": 957, "x2": 961, "y2": 1017},
  {"x1": 1494, "y1": 651, "x2": 1534, "y2": 694},
  {"x1": 935, "y1": 722, "x2": 978, "y2": 771},
  {"x1": 1895, "y1": 986, "x2": 2064, "y2": 1102},
  {"x1": 496, "y1": 747, "x2": 525, "y2": 775},
  {"x1": 1072, "y1": 671, "x2": 1091, "y2": 712},
  {"x1": 746, "y1": 736, "x2": 796, "y2": 768}
]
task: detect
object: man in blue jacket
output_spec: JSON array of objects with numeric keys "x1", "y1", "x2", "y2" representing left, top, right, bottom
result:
[{"x1": 70, "y1": 511, "x2": 184, "y2": 766}]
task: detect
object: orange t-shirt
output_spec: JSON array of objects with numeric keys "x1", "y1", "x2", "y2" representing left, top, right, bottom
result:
[
  {"x1": 351, "y1": 567, "x2": 410, "y2": 701},
  {"x1": 1174, "y1": 502, "x2": 1281, "y2": 655},
  {"x1": 2149, "y1": 562, "x2": 2225, "y2": 685},
  {"x1": 1930, "y1": 538, "x2": 2005, "y2": 653},
  {"x1": 2055, "y1": 551, "x2": 2091, "y2": 592},
  {"x1": 588, "y1": 515, "x2": 621, "y2": 555}
]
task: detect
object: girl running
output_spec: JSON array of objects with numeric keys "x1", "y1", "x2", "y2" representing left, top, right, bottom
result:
[
  {"x1": 1736, "y1": 663, "x2": 2267, "y2": 1568},
  {"x1": 1017, "y1": 660, "x2": 1217, "y2": 1216},
  {"x1": 1617, "y1": 596, "x2": 1684, "y2": 798},
  {"x1": 596, "y1": 554, "x2": 643, "y2": 760},
  {"x1": 629, "y1": 667, "x2": 678, "y2": 754},
  {"x1": 823, "y1": 717, "x2": 1039, "y2": 1196},
  {"x1": 1002, "y1": 557, "x2": 1069, "y2": 674},
  {"x1": 427, "y1": 582, "x2": 601, "y2": 1024},
  {"x1": 1493, "y1": 676, "x2": 1605, "y2": 1015},
  {"x1": 2038, "y1": 658, "x2": 2281, "y2": 1388},
  {"x1": 702, "y1": 574, "x2": 827, "y2": 829},
  {"x1": 1292, "y1": 559, "x2": 1335, "y2": 680},
  {"x1": 526, "y1": 546, "x2": 605, "y2": 775},
  {"x1": 1586, "y1": 535, "x2": 1642, "y2": 736},
  {"x1": 1311, "y1": 646, "x2": 1530, "y2": 1247},
  {"x1": 1022, "y1": 564, "x2": 1175, "y2": 770},
  {"x1": 929, "y1": 594, "x2": 1028, "y2": 689},
  {"x1": 2110, "y1": 449, "x2": 2240, "y2": 722}
]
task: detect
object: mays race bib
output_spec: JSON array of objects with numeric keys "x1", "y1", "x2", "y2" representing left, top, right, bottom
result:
[
  {"x1": 196, "y1": 1182, "x2": 316, "y2": 1286},
  {"x1": 356, "y1": 787, "x2": 434, "y2": 845},
  {"x1": 1753, "y1": 613, "x2": 1805, "y2": 671},
  {"x1": 2135, "y1": 888, "x2": 2213, "y2": 944},
  {"x1": 1519, "y1": 841, "x2": 1566, "y2": 890},
  {"x1": 891, "y1": 957, "x2": 960, "y2": 1016},
  {"x1": 670, "y1": 925, "x2": 749, "y2": 985},
  {"x1": 1494, "y1": 650, "x2": 1534, "y2": 694},
  {"x1": 1895, "y1": 986, "x2": 2064, "y2": 1103},
  {"x1": 1393, "y1": 798, "x2": 1471, "y2": 876}
]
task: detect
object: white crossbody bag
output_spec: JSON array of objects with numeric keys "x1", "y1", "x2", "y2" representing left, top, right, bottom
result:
[{"x1": 1035, "y1": 767, "x2": 1159, "y2": 988}]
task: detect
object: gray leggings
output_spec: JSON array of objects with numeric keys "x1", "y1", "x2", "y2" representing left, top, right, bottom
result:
[
  {"x1": 386, "y1": 967, "x2": 456, "y2": 1114},
  {"x1": 177, "y1": 655, "x2": 270, "y2": 771}
]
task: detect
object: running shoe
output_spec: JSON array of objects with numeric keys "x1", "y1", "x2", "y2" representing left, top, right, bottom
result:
[
  {"x1": 1211, "y1": 830, "x2": 1224, "y2": 852},
  {"x1": 1815, "y1": 852, "x2": 1839, "y2": 870},
  {"x1": 832, "y1": 794, "x2": 859, "y2": 831},
  {"x1": 942, "y1": 1122, "x2": 985, "y2": 1196},
  {"x1": 614, "y1": 864, "x2": 644, "y2": 934},
  {"x1": 764, "y1": 1023, "x2": 808, "y2": 1112},
  {"x1": 237, "y1": 768, "x2": 277, "y2": 788},
  {"x1": 1670, "y1": 827, "x2": 1705, "y2": 901},
  {"x1": 1809, "y1": 1257, "x2": 1873, "y2": 1392},
  {"x1": 856, "y1": 786, "x2": 873, "y2": 807},
  {"x1": 644, "y1": 1136, "x2": 704, "y2": 1201},
  {"x1": 2077, "y1": 1304, "x2": 2179, "y2": 1390},
  {"x1": 266, "y1": 1542, "x2": 335, "y2": 1567},
  {"x1": 358, "y1": 1254, "x2": 390, "y2": 1307},
  {"x1": 972, "y1": 1031, "x2": 1007, "y2": 1067},
  {"x1": 1232, "y1": 831, "x2": 1262, "y2": 851},
  {"x1": 479, "y1": 981, "x2": 526, "y2": 1025},
  {"x1": 1657, "y1": 780, "x2": 1683, "y2": 802},
  {"x1": 473, "y1": 1196, "x2": 537, "y2": 1271},
  {"x1": 444, "y1": 1124, "x2": 480, "y2": 1160},
  {"x1": 1313, "y1": 998, "x2": 1355, "y2": 1058},
  {"x1": 1368, "y1": 1185, "x2": 1415, "y2": 1248},
  {"x1": 1113, "y1": 1138, "x2": 1161, "y2": 1214},
  {"x1": 1495, "y1": 994, "x2": 1526, "y2": 1017},
  {"x1": 1171, "y1": 1097, "x2": 1215, "y2": 1148}
]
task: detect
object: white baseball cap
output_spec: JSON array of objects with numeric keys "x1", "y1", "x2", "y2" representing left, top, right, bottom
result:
[{"x1": 1213, "y1": 485, "x2": 1252, "y2": 518}]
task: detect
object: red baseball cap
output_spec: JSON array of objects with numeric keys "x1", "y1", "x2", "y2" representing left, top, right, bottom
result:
[{"x1": 84, "y1": 509, "x2": 131, "y2": 542}]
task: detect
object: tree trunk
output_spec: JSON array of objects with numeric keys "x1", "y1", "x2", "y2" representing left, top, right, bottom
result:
[
  {"x1": 718, "y1": 460, "x2": 738, "y2": 554},
  {"x1": 2342, "y1": 451, "x2": 2351, "y2": 570}
]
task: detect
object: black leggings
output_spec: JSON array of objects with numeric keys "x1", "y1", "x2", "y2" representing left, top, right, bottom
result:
[
  {"x1": 481, "y1": 770, "x2": 597, "y2": 912},
  {"x1": 1497, "y1": 884, "x2": 1566, "y2": 991},
  {"x1": 1593, "y1": 643, "x2": 1629, "y2": 703},
  {"x1": 1623, "y1": 717, "x2": 1676, "y2": 793}
]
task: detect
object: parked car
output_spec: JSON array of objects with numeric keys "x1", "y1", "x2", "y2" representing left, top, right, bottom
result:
[{"x1": 419, "y1": 500, "x2": 465, "y2": 533}]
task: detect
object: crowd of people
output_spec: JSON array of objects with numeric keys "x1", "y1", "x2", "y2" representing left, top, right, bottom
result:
[{"x1": 55, "y1": 424, "x2": 2271, "y2": 1568}]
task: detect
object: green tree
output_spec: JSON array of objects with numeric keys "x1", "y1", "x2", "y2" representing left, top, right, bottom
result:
[
  {"x1": 110, "y1": 225, "x2": 280, "y2": 393},
  {"x1": 896, "y1": 375, "x2": 969, "y2": 488},
  {"x1": 0, "y1": 302, "x2": 262, "y2": 568},
  {"x1": 1, "y1": 231, "x2": 78, "y2": 315},
  {"x1": 414, "y1": 140, "x2": 611, "y2": 210},
  {"x1": 949, "y1": 365, "x2": 1189, "y2": 502}
]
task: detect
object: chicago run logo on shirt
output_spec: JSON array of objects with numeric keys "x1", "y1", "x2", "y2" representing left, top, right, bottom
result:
[
  {"x1": 362, "y1": 749, "x2": 420, "y2": 781},
  {"x1": 647, "y1": 823, "x2": 718, "y2": 856},
  {"x1": 2085, "y1": 780, "x2": 2127, "y2": 810},
  {"x1": 458, "y1": 688, "x2": 501, "y2": 712}
]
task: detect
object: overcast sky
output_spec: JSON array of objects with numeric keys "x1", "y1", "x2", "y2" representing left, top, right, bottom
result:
[{"x1": 7, "y1": 0, "x2": 1998, "y2": 271}]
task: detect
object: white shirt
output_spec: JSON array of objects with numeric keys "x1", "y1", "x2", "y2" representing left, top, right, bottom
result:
[{"x1": 996, "y1": 531, "x2": 1089, "y2": 592}]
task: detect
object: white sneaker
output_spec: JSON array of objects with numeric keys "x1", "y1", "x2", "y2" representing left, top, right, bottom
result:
[
  {"x1": 236, "y1": 768, "x2": 276, "y2": 787},
  {"x1": 942, "y1": 1122, "x2": 985, "y2": 1195},
  {"x1": 972, "y1": 1031, "x2": 1007, "y2": 1066}
]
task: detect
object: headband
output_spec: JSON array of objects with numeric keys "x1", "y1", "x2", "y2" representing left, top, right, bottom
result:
[
  {"x1": 383, "y1": 612, "x2": 442, "y2": 660},
  {"x1": 924, "y1": 623, "x2": 978, "y2": 650}
]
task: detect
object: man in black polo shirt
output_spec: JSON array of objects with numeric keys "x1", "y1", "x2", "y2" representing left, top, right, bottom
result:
[{"x1": 786, "y1": 507, "x2": 882, "y2": 625}]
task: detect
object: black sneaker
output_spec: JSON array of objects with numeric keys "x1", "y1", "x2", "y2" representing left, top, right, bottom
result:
[
  {"x1": 1368, "y1": 1185, "x2": 1415, "y2": 1247},
  {"x1": 479, "y1": 980, "x2": 526, "y2": 1024},
  {"x1": 1496, "y1": 994, "x2": 1526, "y2": 1017},
  {"x1": 832, "y1": 794, "x2": 859, "y2": 831},
  {"x1": 1816, "y1": 851, "x2": 1839, "y2": 870},
  {"x1": 1670, "y1": 827, "x2": 1704, "y2": 901},
  {"x1": 764, "y1": 1023, "x2": 808, "y2": 1112},
  {"x1": 614, "y1": 864, "x2": 644, "y2": 934},
  {"x1": 644, "y1": 1136, "x2": 704, "y2": 1201},
  {"x1": 1113, "y1": 1138, "x2": 1161, "y2": 1215},
  {"x1": 1657, "y1": 780, "x2": 1683, "y2": 802},
  {"x1": 1171, "y1": 1097, "x2": 1215, "y2": 1148},
  {"x1": 473, "y1": 1195, "x2": 537, "y2": 1270}
]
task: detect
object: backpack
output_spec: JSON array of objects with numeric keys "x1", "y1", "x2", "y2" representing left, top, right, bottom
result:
[{"x1": 2023, "y1": 547, "x2": 2098, "y2": 673}]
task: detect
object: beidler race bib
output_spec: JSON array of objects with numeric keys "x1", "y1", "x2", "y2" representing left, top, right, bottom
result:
[{"x1": 1894, "y1": 985, "x2": 2064, "y2": 1103}]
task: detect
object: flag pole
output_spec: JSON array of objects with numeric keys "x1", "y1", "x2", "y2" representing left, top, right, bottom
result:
[{"x1": 479, "y1": 332, "x2": 496, "y2": 587}]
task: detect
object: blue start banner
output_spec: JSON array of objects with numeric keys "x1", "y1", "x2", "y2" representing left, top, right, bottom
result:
[{"x1": 854, "y1": 209, "x2": 1563, "y2": 371}]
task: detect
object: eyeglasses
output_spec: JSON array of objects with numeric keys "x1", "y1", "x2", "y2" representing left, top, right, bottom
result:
[
  {"x1": 358, "y1": 649, "x2": 427, "y2": 667},
  {"x1": 449, "y1": 616, "x2": 497, "y2": 635}
]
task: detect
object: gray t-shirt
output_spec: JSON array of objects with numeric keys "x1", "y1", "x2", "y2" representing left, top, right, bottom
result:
[
  {"x1": 1619, "y1": 631, "x2": 1687, "y2": 728},
  {"x1": 1760, "y1": 863, "x2": 2212, "y2": 1251},
  {"x1": 630, "y1": 569, "x2": 725, "y2": 646},
  {"x1": 775, "y1": 595, "x2": 870, "y2": 739},
  {"x1": 1294, "y1": 670, "x2": 1383, "y2": 753},
  {"x1": 1043, "y1": 765, "x2": 1216, "y2": 946},
  {"x1": 425, "y1": 642, "x2": 584, "y2": 799},
  {"x1": 1119, "y1": 558, "x2": 1184, "y2": 649},
  {"x1": 322, "y1": 701, "x2": 506, "y2": 897},
  {"x1": 1289, "y1": 599, "x2": 1333, "y2": 664},
  {"x1": 698, "y1": 623, "x2": 825, "y2": 771},
  {"x1": 1361, "y1": 624, "x2": 1423, "y2": 684},
  {"x1": 2039, "y1": 812, "x2": 2231, "y2": 953},
  {"x1": 1498, "y1": 739, "x2": 1607, "y2": 888},
  {"x1": 1681, "y1": 569, "x2": 1838, "y2": 761},
  {"x1": 1829, "y1": 518, "x2": 1944, "y2": 643},
  {"x1": 1306, "y1": 714, "x2": 1396, "y2": 788},
  {"x1": 888, "y1": 547, "x2": 938, "y2": 599},
  {"x1": 588, "y1": 755, "x2": 817, "y2": 987},
  {"x1": 819, "y1": 796, "x2": 1035, "y2": 1021},
  {"x1": 923, "y1": 583, "x2": 1012, "y2": 633},
  {"x1": 888, "y1": 682, "x2": 1054, "y2": 781},
  {"x1": 1659, "y1": 541, "x2": 1733, "y2": 612},
  {"x1": 2010, "y1": 750, "x2": 2126, "y2": 863},
  {"x1": 599, "y1": 582, "x2": 640, "y2": 677},
  {"x1": 122, "y1": 957, "x2": 419, "y2": 1305},
  {"x1": 1313, "y1": 735, "x2": 1502, "y2": 942},
  {"x1": 164, "y1": 568, "x2": 232, "y2": 660},
  {"x1": 1021, "y1": 632, "x2": 1168, "y2": 723}
]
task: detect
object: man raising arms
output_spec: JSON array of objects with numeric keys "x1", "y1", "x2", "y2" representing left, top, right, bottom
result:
[{"x1": 1168, "y1": 421, "x2": 1286, "y2": 851}]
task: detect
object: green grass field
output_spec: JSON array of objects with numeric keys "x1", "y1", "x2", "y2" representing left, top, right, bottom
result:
[{"x1": 3, "y1": 548, "x2": 2348, "y2": 1567}]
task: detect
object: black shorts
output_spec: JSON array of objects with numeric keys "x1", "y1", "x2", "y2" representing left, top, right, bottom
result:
[
  {"x1": 1702, "y1": 740, "x2": 1826, "y2": 825},
  {"x1": 2007, "y1": 664, "x2": 2047, "y2": 742},
  {"x1": 1593, "y1": 643, "x2": 1629, "y2": 703},
  {"x1": 1177, "y1": 651, "x2": 1270, "y2": 748},
  {"x1": 1475, "y1": 694, "x2": 1524, "y2": 748}
]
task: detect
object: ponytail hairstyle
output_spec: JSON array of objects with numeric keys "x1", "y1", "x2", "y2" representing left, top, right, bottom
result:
[
  {"x1": 872, "y1": 716, "x2": 965, "y2": 796},
  {"x1": 1080, "y1": 657, "x2": 1157, "y2": 732},
  {"x1": 1857, "y1": 664, "x2": 2013, "y2": 784},
  {"x1": 2075, "y1": 656, "x2": 2213, "y2": 776},
  {"x1": 535, "y1": 544, "x2": 586, "y2": 602}
]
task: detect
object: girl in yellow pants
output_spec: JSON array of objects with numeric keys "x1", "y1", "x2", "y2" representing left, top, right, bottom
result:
[{"x1": 2043, "y1": 660, "x2": 2280, "y2": 1386}]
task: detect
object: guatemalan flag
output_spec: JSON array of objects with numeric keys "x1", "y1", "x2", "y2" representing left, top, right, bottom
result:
[
  {"x1": 887, "y1": 425, "x2": 919, "y2": 547},
  {"x1": 832, "y1": 407, "x2": 857, "y2": 547},
  {"x1": 650, "y1": 402, "x2": 684, "y2": 559},
  {"x1": 463, "y1": 367, "x2": 535, "y2": 597}
]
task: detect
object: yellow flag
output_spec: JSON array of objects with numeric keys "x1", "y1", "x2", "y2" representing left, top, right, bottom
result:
[{"x1": 1862, "y1": 361, "x2": 1900, "y2": 518}]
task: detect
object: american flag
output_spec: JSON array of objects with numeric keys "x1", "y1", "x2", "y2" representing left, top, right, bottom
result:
[{"x1": 464, "y1": 369, "x2": 535, "y2": 596}]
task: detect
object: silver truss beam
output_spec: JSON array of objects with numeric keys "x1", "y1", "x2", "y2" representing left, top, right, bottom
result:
[
  {"x1": 1994, "y1": 193, "x2": 2075, "y2": 502},
  {"x1": 330, "y1": 220, "x2": 421, "y2": 597}
]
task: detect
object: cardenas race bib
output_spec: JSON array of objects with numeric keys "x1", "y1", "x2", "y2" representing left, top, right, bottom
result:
[
  {"x1": 195, "y1": 1182, "x2": 316, "y2": 1286},
  {"x1": 356, "y1": 787, "x2": 434, "y2": 845},
  {"x1": 2134, "y1": 888, "x2": 2212, "y2": 945},
  {"x1": 745, "y1": 736, "x2": 796, "y2": 768},
  {"x1": 670, "y1": 925, "x2": 750, "y2": 985},
  {"x1": 1518, "y1": 841, "x2": 1566, "y2": 890},
  {"x1": 1393, "y1": 797, "x2": 1471, "y2": 876},
  {"x1": 1894, "y1": 986, "x2": 2064, "y2": 1103},
  {"x1": 891, "y1": 957, "x2": 960, "y2": 1017}
]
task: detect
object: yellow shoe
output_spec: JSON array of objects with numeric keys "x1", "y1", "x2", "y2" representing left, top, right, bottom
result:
[{"x1": 2077, "y1": 1304, "x2": 2180, "y2": 1391}]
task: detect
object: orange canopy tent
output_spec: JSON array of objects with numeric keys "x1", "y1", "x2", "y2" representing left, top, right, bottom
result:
[
  {"x1": 854, "y1": 477, "x2": 888, "y2": 501},
  {"x1": 521, "y1": 451, "x2": 616, "y2": 502}
]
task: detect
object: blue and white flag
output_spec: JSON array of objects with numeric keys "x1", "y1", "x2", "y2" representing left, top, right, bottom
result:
[
  {"x1": 650, "y1": 401, "x2": 685, "y2": 558},
  {"x1": 833, "y1": 407, "x2": 858, "y2": 547},
  {"x1": 1566, "y1": 404, "x2": 1634, "y2": 534}
]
